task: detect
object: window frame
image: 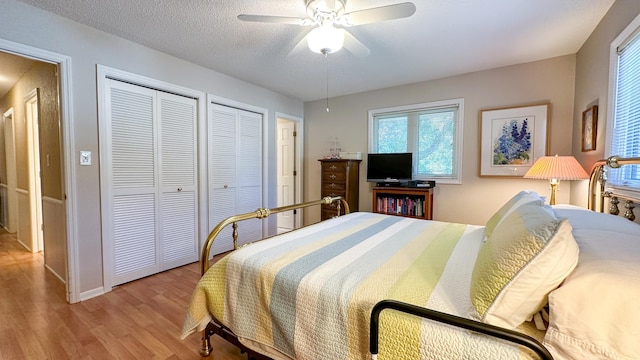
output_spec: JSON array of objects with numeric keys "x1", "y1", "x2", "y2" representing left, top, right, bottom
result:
[
  {"x1": 368, "y1": 98, "x2": 464, "y2": 185},
  {"x1": 606, "y1": 12, "x2": 640, "y2": 196}
]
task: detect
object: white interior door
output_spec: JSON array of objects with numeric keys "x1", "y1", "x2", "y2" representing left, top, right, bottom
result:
[
  {"x1": 3, "y1": 108, "x2": 17, "y2": 233},
  {"x1": 277, "y1": 118, "x2": 295, "y2": 233},
  {"x1": 25, "y1": 89, "x2": 44, "y2": 253}
]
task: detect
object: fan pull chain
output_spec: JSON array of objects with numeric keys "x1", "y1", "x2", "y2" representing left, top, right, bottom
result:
[{"x1": 325, "y1": 51, "x2": 330, "y2": 113}]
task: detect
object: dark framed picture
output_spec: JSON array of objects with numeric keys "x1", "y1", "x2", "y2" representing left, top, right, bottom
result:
[{"x1": 581, "y1": 105, "x2": 598, "y2": 152}]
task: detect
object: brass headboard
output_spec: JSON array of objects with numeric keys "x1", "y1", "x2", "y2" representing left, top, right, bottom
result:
[{"x1": 588, "y1": 156, "x2": 640, "y2": 219}]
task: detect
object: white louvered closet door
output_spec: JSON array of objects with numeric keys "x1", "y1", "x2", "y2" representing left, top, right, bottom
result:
[
  {"x1": 158, "y1": 92, "x2": 198, "y2": 269},
  {"x1": 236, "y1": 110, "x2": 263, "y2": 247},
  {"x1": 106, "y1": 80, "x2": 159, "y2": 285},
  {"x1": 208, "y1": 104, "x2": 262, "y2": 255},
  {"x1": 104, "y1": 79, "x2": 198, "y2": 287}
]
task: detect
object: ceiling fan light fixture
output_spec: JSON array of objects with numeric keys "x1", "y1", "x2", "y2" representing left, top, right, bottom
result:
[{"x1": 307, "y1": 25, "x2": 345, "y2": 54}]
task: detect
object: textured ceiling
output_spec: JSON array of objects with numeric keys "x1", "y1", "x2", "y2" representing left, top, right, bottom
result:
[
  {"x1": 0, "y1": 52, "x2": 39, "y2": 98},
  {"x1": 12, "y1": 0, "x2": 615, "y2": 102}
]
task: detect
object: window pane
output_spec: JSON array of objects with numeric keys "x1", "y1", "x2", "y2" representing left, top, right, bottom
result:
[
  {"x1": 417, "y1": 111, "x2": 455, "y2": 176},
  {"x1": 369, "y1": 99, "x2": 463, "y2": 184},
  {"x1": 610, "y1": 30, "x2": 640, "y2": 188},
  {"x1": 376, "y1": 116, "x2": 407, "y2": 153}
]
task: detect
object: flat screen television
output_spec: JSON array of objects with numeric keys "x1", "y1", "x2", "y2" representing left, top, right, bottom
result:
[{"x1": 366, "y1": 152, "x2": 413, "y2": 182}]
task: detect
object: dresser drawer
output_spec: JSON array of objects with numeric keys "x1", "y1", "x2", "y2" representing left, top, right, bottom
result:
[
  {"x1": 322, "y1": 162, "x2": 347, "y2": 173},
  {"x1": 321, "y1": 181, "x2": 346, "y2": 193},
  {"x1": 321, "y1": 188, "x2": 345, "y2": 198},
  {"x1": 322, "y1": 170, "x2": 346, "y2": 182}
]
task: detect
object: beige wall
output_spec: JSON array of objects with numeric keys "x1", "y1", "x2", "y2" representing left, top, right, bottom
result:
[
  {"x1": 304, "y1": 55, "x2": 576, "y2": 226},
  {"x1": 0, "y1": 61, "x2": 61, "y2": 199},
  {"x1": 571, "y1": 0, "x2": 640, "y2": 206}
]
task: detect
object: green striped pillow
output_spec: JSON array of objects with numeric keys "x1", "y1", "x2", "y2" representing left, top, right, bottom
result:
[
  {"x1": 471, "y1": 203, "x2": 579, "y2": 329},
  {"x1": 484, "y1": 191, "x2": 544, "y2": 239}
]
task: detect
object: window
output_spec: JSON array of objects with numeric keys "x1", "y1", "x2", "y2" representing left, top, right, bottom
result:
[
  {"x1": 608, "y1": 16, "x2": 640, "y2": 190},
  {"x1": 368, "y1": 98, "x2": 464, "y2": 184}
]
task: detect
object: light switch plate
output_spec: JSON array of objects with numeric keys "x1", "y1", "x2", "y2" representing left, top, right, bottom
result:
[{"x1": 80, "y1": 151, "x2": 92, "y2": 166}]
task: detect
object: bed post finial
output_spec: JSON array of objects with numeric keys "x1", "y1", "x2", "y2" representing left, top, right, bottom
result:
[
  {"x1": 625, "y1": 201, "x2": 636, "y2": 221},
  {"x1": 609, "y1": 196, "x2": 620, "y2": 215},
  {"x1": 607, "y1": 155, "x2": 622, "y2": 168}
]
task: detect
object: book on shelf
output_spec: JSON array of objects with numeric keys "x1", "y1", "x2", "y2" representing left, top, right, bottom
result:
[{"x1": 376, "y1": 196, "x2": 424, "y2": 217}]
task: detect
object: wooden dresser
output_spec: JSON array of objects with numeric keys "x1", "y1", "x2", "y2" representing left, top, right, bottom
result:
[{"x1": 319, "y1": 159, "x2": 361, "y2": 220}]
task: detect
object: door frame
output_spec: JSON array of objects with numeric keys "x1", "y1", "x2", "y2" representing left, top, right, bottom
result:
[
  {"x1": 0, "y1": 38, "x2": 78, "y2": 303},
  {"x1": 276, "y1": 112, "x2": 304, "y2": 228}
]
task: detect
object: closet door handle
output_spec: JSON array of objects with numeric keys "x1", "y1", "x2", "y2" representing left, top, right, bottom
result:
[
  {"x1": 224, "y1": 184, "x2": 228, "y2": 189},
  {"x1": 177, "y1": 187, "x2": 183, "y2": 192}
]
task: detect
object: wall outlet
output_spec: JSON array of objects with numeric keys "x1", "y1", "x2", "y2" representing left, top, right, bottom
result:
[{"x1": 80, "y1": 151, "x2": 92, "y2": 166}]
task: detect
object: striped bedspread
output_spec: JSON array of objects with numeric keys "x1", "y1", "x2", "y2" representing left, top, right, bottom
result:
[{"x1": 181, "y1": 212, "x2": 543, "y2": 359}]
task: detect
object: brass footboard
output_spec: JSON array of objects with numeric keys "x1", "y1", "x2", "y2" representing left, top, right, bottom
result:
[
  {"x1": 370, "y1": 300, "x2": 554, "y2": 360},
  {"x1": 198, "y1": 196, "x2": 348, "y2": 357}
]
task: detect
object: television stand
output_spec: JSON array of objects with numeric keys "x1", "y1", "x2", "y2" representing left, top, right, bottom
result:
[{"x1": 372, "y1": 187, "x2": 433, "y2": 220}]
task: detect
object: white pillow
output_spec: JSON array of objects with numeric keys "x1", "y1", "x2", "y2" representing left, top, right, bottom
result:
[
  {"x1": 552, "y1": 204, "x2": 640, "y2": 236},
  {"x1": 543, "y1": 226, "x2": 640, "y2": 360},
  {"x1": 484, "y1": 190, "x2": 544, "y2": 240},
  {"x1": 471, "y1": 203, "x2": 579, "y2": 329}
]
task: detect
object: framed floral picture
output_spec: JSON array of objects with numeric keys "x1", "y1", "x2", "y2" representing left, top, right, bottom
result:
[
  {"x1": 581, "y1": 105, "x2": 598, "y2": 152},
  {"x1": 479, "y1": 103, "x2": 549, "y2": 177}
]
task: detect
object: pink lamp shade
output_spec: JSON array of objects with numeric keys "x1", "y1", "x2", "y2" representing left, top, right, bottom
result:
[{"x1": 524, "y1": 155, "x2": 589, "y2": 205}]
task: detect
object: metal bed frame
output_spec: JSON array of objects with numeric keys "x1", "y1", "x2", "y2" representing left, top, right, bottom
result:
[
  {"x1": 198, "y1": 196, "x2": 349, "y2": 357},
  {"x1": 588, "y1": 156, "x2": 640, "y2": 219},
  {"x1": 196, "y1": 156, "x2": 640, "y2": 360}
]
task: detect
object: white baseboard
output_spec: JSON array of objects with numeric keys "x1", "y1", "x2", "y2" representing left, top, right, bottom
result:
[
  {"x1": 16, "y1": 238, "x2": 32, "y2": 252},
  {"x1": 79, "y1": 287, "x2": 105, "y2": 301},
  {"x1": 45, "y1": 264, "x2": 66, "y2": 284}
]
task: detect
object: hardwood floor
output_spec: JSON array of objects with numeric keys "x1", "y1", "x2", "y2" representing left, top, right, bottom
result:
[{"x1": 0, "y1": 230, "x2": 246, "y2": 360}]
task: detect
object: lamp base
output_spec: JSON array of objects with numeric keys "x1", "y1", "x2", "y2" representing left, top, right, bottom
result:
[{"x1": 549, "y1": 183, "x2": 558, "y2": 205}]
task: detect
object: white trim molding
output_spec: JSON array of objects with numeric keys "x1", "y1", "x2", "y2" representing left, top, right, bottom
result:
[{"x1": 0, "y1": 37, "x2": 79, "y2": 303}]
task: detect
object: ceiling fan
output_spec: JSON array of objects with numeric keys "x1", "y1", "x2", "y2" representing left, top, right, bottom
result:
[{"x1": 238, "y1": 0, "x2": 416, "y2": 57}]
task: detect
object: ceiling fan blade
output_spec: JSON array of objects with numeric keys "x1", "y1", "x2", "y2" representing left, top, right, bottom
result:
[
  {"x1": 343, "y1": 31, "x2": 370, "y2": 57},
  {"x1": 287, "y1": 34, "x2": 311, "y2": 58},
  {"x1": 324, "y1": 0, "x2": 336, "y2": 11},
  {"x1": 238, "y1": 14, "x2": 308, "y2": 25},
  {"x1": 343, "y1": 2, "x2": 416, "y2": 26}
]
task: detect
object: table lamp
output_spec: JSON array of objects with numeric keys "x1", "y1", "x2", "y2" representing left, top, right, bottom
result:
[{"x1": 524, "y1": 155, "x2": 589, "y2": 205}]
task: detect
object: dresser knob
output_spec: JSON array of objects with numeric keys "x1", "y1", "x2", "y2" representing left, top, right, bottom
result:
[
  {"x1": 330, "y1": 174, "x2": 336, "y2": 179},
  {"x1": 330, "y1": 183, "x2": 336, "y2": 188},
  {"x1": 330, "y1": 165, "x2": 337, "y2": 170}
]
